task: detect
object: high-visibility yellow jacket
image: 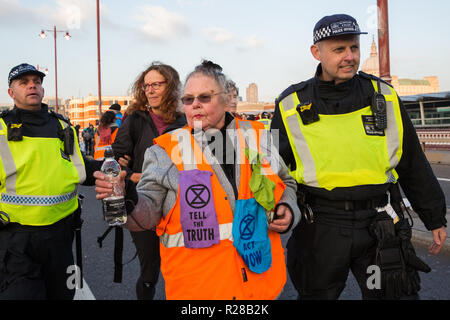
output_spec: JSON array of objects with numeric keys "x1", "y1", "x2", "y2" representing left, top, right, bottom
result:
[
  {"x1": 0, "y1": 111, "x2": 86, "y2": 226},
  {"x1": 258, "y1": 118, "x2": 271, "y2": 130},
  {"x1": 277, "y1": 79, "x2": 403, "y2": 190}
]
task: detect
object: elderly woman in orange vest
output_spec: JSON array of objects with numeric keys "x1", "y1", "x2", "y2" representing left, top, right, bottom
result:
[
  {"x1": 93, "y1": 110, "x2": 119, "y2": 160},
  {"x1": 94, "y1": 60, "x2": 301, "y2": 300}
]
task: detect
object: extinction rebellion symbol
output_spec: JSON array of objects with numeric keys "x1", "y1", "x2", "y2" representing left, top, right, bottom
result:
[
  {"x1": 185, "y1": 184, "x2": 211, "y2": 209},
  {"x1": 239, "y1": 214, "x2": 256, "y2": 240}
]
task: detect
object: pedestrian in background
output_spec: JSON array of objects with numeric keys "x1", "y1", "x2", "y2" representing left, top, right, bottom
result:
[
  {"x1": 109, "y1": 103, "x2": 123, "y2": 127},
  {"x1": 94, "y1": 110, "x2": 119, "y2": 160},
  {"x1": 226, "y1": 79, "x2": 239, "y2": 112},
  {"x1": 82, "y1": 123, "x2": 95, "y2": 157}
]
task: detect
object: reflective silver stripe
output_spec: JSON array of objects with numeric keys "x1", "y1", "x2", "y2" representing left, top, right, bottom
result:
[
  {"x1": 58, "y1": 120, "x2": 86, "y2": 184},
  {"x1": 160, "y1": 222, "x2": 233, "y2": 248},
  {"x1": 281, "y1": 95, "x2": 319, "y2": 187},
  {"x1": 379, "y1": 82, "x2": 392, "y2": 95},
  {"x1": 236, "y1": 120, "x2": 259, "y2": 154},
  {"x1": 174, "y1": 129, "x2": 198, "y2": 170},
  {"x1": 1, "y1": 189, "x2": 77, "y2": 206},
  {"x1": 380, "y1": 83, "x2": 401, "y2": 182},
  {"x1": 0, "y1": 119, "x2": 18, "y2": 194}
]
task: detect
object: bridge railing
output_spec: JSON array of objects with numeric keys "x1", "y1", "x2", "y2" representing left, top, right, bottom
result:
[{"x1": 416, "y1": 129, "x2": 450, "y2": 151}]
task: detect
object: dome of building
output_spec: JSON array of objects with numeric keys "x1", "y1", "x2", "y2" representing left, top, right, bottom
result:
[{"x1": 361, "y1": 37, "x2": 379, "y2": 77}]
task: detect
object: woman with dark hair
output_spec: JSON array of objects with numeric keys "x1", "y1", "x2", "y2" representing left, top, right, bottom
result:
[
  {"x1": 112, "y1": 61, "x2": 186, "y2": 300},
  {"x1": 93, "y1": 111, "x2": 118, "y2": 160}
]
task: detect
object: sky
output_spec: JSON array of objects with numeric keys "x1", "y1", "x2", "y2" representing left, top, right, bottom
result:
[{"x1": 1, "y1": 0, "x2": 450, "y2": 104}]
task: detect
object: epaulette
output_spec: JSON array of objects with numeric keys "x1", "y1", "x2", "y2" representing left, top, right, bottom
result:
[
  {"x1": 0, "y1": 109, "x2": 11, "y2": 118},
  {"x1": 276, "y1": 80, "x2": 310, "y2": 104},
  {"x1": 49, "y1": 110, "x2": 72, "y2": 126},
  {"x1": 358, "y1": 71, "x2": 394, "y2": 89}
]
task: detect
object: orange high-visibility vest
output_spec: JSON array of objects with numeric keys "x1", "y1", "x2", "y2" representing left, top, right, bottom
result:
[
  {"x1": 94, "y1": 128, "x2": 118, "y2": 160},
  {"x1": 154, "y1": 119, "x2": 287, "y2": 300}
]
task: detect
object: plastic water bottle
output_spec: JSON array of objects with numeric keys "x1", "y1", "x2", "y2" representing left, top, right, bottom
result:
[{"x1": 101, "y1": 147, "x2": 127, "y2": 226}]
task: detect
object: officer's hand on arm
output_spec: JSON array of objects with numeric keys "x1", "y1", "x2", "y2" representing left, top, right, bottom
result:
[
  {"x1": 118, "y1": 155, "x2": 131, "y2": 168},
  {"x1": 118, "y1": 155, "x2": 141, "y2": 184},
  {"x1": 429, "y1": 226, "x2": 448, "y2": 255},
  {"x1": 94, "y1": 170, "x2": 127, "y2": 200},
  {"x1": 269, "y1": 204, "x2": 293, "y2": 233},
  {"x1": 129, "y1": 173, "x2": 142, "y2": 184}
]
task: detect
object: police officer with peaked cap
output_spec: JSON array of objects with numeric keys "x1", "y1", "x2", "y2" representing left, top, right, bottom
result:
[
  {"x1": 0, "y1": 63, "x2": 101, "y2": 299},
  {"x1": 271, "y1": 14, "x2": 447, "y2": 299}
]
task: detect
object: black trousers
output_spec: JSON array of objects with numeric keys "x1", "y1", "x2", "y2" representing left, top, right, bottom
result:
[
  {"x1": 0, "y1": 215, "x2": 75, "y2": 300},
  {"x1": 287, "y1": 208, "x2": 380, "y2": 300},
  {"x1": 130, "y1": 229, "x2": 161, "y2": 300}
]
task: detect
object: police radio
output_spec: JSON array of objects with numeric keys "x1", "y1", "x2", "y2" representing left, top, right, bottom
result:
[
  {"x1": 58, "y1": 125, "x2": 74, "y2": 155},
  {"x1": 371, "y1": 79, "x2": 387, "y2": 130}
]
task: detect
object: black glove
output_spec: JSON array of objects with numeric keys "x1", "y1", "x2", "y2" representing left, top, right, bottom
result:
[
  {"x1": 372, "y1": 216, "x2": 405, "y2": 299},
  {"x1": 396, "y1": 218, "x2": 431, "y2": 273},
  {"x1": 395, "y1": 218, "x2": 431, "y2": 296}
]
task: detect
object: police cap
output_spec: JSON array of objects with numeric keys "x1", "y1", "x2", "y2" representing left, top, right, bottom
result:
[
  {"x1": 313, "y1": 14, "x2": 367, "y2": 44},
  {"x1": 8, "y1": 63, "x2": 46, "y2": 86}
]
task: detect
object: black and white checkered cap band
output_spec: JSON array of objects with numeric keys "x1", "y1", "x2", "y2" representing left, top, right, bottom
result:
[
  {"x1": 8, "y1": 64, "x2": 44, "y2": 85},
  {"x1": 314, "y1": 26, "x2": 332, "y2": 43},
  {"x1": 314, "y1": 20, "x2": 361, "y2": 43}
]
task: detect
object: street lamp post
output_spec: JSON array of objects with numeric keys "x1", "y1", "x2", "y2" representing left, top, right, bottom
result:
[
  {"x1": 377, "y1": 0, "x2": 391, "y2": 84},
  {"x1": 36, "y1": 65, "x2": 49, "y2": 75},
  {"x1": 97, "y1": 0, "x2": 102, "y2": 116},
  {"x1": 40, "y1": 26, "x2": 71, "y2": 113}
]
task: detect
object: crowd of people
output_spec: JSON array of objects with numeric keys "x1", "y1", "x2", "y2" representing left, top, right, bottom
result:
[{"x1": 0, "y1": 13, "x2": 447, "y2": 301}]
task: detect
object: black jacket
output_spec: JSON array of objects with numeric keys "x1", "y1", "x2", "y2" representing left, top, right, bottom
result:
[
  {"x1": 271, "y1": 64, "x2": 447, "y2": 230},
  {"x1": 112, "y1": 110, "x2": 186, "y2": 174}
]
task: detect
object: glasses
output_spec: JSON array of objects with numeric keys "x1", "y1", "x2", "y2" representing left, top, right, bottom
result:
[
  {"x1": 142, "y1": 81, "x2": 167, "y2": 91},
  {"x1": 181, "y1": 92, "x2": 224, "y2": 105}
]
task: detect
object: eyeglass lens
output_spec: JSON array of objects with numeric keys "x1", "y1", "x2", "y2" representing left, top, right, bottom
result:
[{"x1": 181, "y1": 94, "x2": 215, "y2": 105}]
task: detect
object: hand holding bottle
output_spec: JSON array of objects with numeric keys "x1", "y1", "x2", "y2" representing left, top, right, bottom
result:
[
  {"x1": 94, "y1": 170, "x2": 127, "y2": 200},
  {"x1": 95, "y1": 147, "x2": 127, "y2": 226}
]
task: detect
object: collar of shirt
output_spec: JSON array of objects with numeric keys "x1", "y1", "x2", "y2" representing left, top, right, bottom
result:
[
  {"x1": 314, "y1": 64, "x2": 355, "y2": 101},
  {"x1": 13, "y1": 103, "x2": 50, "y2": 126}
]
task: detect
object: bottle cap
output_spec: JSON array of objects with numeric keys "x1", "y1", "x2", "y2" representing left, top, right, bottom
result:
[{"x1": 104, "y1": 147, "x2": 114, "y2": 158}]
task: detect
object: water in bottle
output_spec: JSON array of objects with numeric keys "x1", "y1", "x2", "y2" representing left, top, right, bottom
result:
[{"x1": 101, "y1": 147, "x2": 127, "y2": 226}]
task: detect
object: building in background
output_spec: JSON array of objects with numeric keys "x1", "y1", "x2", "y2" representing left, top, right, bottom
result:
[
  {"x1": 42, "y1": 97, "x2": 65, "y2": 116},
  {"x1": 361, "y1": 37, "x2": 439, "y2": 96},
  {"x1": 391, "y1": 76, "x2": 439, "y2": 96},
  {"x1": 68, "y1": 94, "x2": 132, "y2": 130},
  {"x1": 236, "y1": 102, "x2": 274, "y2": 114},
  {"x1": 246, "y1": 83, "x2": 258, "y2": 103}
]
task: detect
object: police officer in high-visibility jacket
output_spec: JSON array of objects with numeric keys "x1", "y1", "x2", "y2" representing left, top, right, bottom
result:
[
  {"x1": 271, "y1": 14, "x2": 447, "y2": 300},
  {"x1": 0, "y1": 63, "x2": 100, "y2": 299},
  {"x1": 95, "y1": 60, "x2": 301, "y2": 300},
  {"x1": 258, "y1": 112, "x2": 272, "y2": 130}
]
